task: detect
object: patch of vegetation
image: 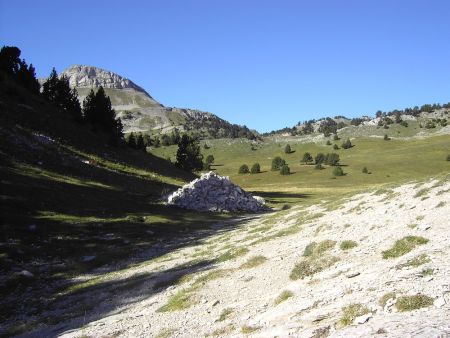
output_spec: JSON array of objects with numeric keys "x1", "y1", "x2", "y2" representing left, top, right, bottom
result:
[
  {"x1": 217, "y1": 308, "x2": 234, "y2": 322},
  {"x1": 303, "y1": 240, "x2": 336, "y2": 257},
  {"x1": 421, "y1": 268, "x2": 434, "y2": 276},
  {"x1": 290, "y1": 255, "x2": 339, "y2": 280},
  {"x1": 156, "y1": 328, "x2": 176, "y2": 338},
  {"x1": 395, "y1": 294, "x2": 434, "y2": 312},
  {"x1": 435, "y1": 201, "x2": 445, "y2": 208},
  {"x1": 239, "y1": 255, "x2": 267, "y2": 269},
  {"x1": 241, "y1": 325, "x2": 261, "y2": 334},
  {"x1": 333, "y1": 166, "x2": 344, "y2": 177},
  {"x1": 414, "y1": 187, "x2": 430, "y2": 198},
  {"x1": 396, "y1": 254, "x2": 430, "y2": 269},
  {"x1": 215, "y1": 247, "x2": 249, "y2": 263},
  {"x1": 156, "y1": 289, "x2": 195, "y2": 312},
  {"x1": 379, "y1": 292, "x2": 396, "y2": 307},
  {"x1": 239, "y1": 164, "x2": 249, "y2": 174},
  {"x1": 339, "y1": 303, "x2": 370, "y2": 327},
  {"x1": 382, "y1": 236, "x2": 429, "y2": 259},
  {"x1": 340, "y1": 240, "x2": 358, "y2": 250},
  {"x1": 250, "y1": 163, "x2": 260, "y2": 174},
  {"x1": 280, "y1": 164, "x2": 290, "y2": 175},
  {"x1": 274, "y1": 290, "x2": 294, "y2": 305}
]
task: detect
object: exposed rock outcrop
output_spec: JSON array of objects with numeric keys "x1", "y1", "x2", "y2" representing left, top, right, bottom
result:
[{"x1": 167, "y1": 172, "x2": 269, "y2": 212}]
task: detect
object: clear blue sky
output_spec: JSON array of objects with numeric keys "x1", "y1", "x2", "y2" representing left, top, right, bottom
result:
[{"x1": 1, "y1": 0, "x2": 450, "y2": 132}]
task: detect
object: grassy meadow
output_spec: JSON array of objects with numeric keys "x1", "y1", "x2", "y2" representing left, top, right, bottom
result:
[{"x1": 150, "y1": 133, "x2": 450, "y2": 204}]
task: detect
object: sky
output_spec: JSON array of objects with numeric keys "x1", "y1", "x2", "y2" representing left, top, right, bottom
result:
[{"x1": 1, "y1": 0, "x2": 450, "y2": 132}]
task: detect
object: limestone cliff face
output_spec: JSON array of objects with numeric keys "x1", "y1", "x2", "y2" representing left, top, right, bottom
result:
[{"x1": 61, "y1": 65, "x2": 149, "y2": 94}]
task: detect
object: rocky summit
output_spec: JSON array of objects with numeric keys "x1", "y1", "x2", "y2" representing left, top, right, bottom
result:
[{"x1": 167, "y1": 171, "x2": 268, "y2": 212}]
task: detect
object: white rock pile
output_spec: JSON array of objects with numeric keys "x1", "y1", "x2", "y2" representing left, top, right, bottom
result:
[{"x1": 167, "y1": 172, "x2": 269, "y2": 212}]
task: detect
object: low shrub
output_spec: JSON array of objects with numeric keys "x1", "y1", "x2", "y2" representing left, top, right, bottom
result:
[
  {"x1": 250, "y1": 163, "x2": 260, "y2": 174},
  {"x1": 238, "y1": 164, "x2": 249, "y2": 174},
  {"x1": 280, "y1": 164, "x2": 290, "y2": 175},
  {"x1": 333, "y1": 166, "x2": 344, "y2": 176},
  {"x1": 395, "y1": 294, "x2": 434, "y2": 312},
  {"x1": 382, "y1": 236, "x2": 429, "y2": 259}
]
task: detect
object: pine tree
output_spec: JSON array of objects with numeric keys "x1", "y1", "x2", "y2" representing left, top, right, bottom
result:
[
  {"x1": 238, "y1": 164, "x2": 249, "y2": 174},
  {"x1": 271, "y1": 156, "x2": 286, "y2": 170},
  {"x1": 250, "y1": 163, "x2": 261, "y2": 174},
  {"x1": 315, "y1": 153, "x2": 325, "y2": 165},
  {"x1": 175, "y1": 135, "x2": 203, "y2": 172},
  {"x1": 284, "y1": 144, "x2": 291, "y2": 154},
  {"x1": 301, "y1": 152, "x2": 313, "y2": 164},
  {"x1": 136, "y1": 133, "x2": 145, "y2": 150},
  {"x1": 127, "y1": 132, "x2": 136, "y2": 148},
  {"x1": 280, "y1": 164, "x2": 290, "y2": 175}
]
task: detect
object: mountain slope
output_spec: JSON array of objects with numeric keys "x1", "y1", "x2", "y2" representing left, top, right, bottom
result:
[{"x1": 56, "y1": 65, "x2": 258, "y2": 139}]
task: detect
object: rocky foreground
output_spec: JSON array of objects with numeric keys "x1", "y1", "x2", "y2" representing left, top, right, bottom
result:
[
  {"x1": 167, "y1": 172, "x2": 268, "y2": 212},
  {"x1": 26, "y1": 177, "x2": 450, "y2": 338}
]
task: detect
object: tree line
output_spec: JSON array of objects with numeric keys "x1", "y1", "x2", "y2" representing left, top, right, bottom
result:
[{"x1": 0, "y1": 46, "x2": 123, "y2": 145}]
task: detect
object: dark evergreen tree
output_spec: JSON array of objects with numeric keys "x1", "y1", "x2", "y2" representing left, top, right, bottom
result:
[
  {"x1": 333, "y1": 144, "x2": 339, "y2": 150},
  {"x1": 280, "y1": 164, "x2": 290, "y2": 175},
  {"x1": 136, "y1": 133, "x2": 145, "y2": 150},
  {"x1": 301, "y1": 152, "x2": 313, "y2": 164},
  {"x1": 271, "y1": 156, "x2": 286, "y2": 170},
  {"x1": 127, "y1": 132, "x2": 137, "y2": 148},
  {"x1": 341, "y1": 138, "x2": 352, "y2": 149},
  {"x1": 333, "y1": 166, "x2": 344, "y2": 176},
  {"x1": 250, "y1": 163, "x2": 261, "y2": 174},
  {"x1": 238, "y1": 164, "x2": 249, "y2": 174},
  {"x1": 175, "y1": 135, "x2": 203, "y2": 172},
  {"x1": 284, "y1": 144, "x2": 292, "y2": 154},
  {"x1": 315, "y1": 153, "x2": 325, "y2": 165},
  {"x1": 325, "y1": 153, "x2": 340, "y2": 166}
]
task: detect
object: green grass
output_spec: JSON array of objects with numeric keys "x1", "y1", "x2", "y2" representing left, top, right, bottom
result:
[
  {"x1": 239, "y1": 255, "x2": 267, "y2": 269},
  {"x1": 241, "y1": 325, "x2": 261, "y2": 334},
  {"x1": 155, "y1": 328, "x2": 176, "y2": 338},
  {"x1": 396, "y1": 254, "x2": 430, "y2": 269},
  {"x1": 395, "y1": 294, "x2": 434, "y2": 312},
  {"x1": 339, "y1": 303, "x2": 370, "y2": 327},
  {"x1": 150, "y1": 135, "x2": 450, "y2": 197},
  {"x1": 303, "y1": 240, "x2": 337, "y2": 257},
  {"x1": 274, "y1": 290, "x2": 294, "y2": 305},
  {"x1": 382, "y1": 236, "x2": 429, "y2": 259},
  {"x1": 290, "y1": 255, "x2": 339, "y2": 280},
  {"x1": 379, "y1": 293, "x2": 396, "y2": 307},
  {"x1": 215, "y1": 247, "x2": 249, "y2": 263},
  {"x1": 217, "y1": 308, "x2": 234, "y2": 322},
  {"x1": 340, "y1": 240, "x2": 358, "y2": 250},
  {"x1": 156, "y1": 289, "x2": 195, "y2": 312}
]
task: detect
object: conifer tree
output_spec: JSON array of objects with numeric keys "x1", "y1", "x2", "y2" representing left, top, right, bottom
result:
[{"x1": 175, "y1": 135, "x2": 203, "y2": 172}]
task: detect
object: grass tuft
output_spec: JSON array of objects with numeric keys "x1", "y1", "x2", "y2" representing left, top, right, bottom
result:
[
  {"x1": 217, "y1": 308, "x2": 234, "y2": 322},
  {"x1": 382, "y1": 236, "x2": 429, "y2": 259},
  {"x1": 290, "y1": 255, "x2": 339, "y2": 280},
  {"x1": 241, "y1": 325, "x2": 261, "y2": 334},
  {"x1": 395, "y1": 294, "x2": 434, "y2": 312},
  {"x1": 379, "y1": 292, "x2": 396, "y2": 307},
  {"x1": 339, "y1": 303, "x2": 370, "y2": 327},
  {"x1": 156, "y1": 289, "x2": 194, "y2": 312},
  {"x1": 303, "y1": 239, "x2": 336, "y2": 257},
  {"x1": 396, "y1": 254, "x2": 430, "y2": 269},
  {"x1": 239, "y1": 255, "x2": 267, "y2": 269},
  {"x1": 216, "y1": 247, "x2": 249, "y2": 263},
  {"x1": 340, "y1": 240, "x2": 358, "y2": 250},
  {"x1": 274, "y1": 290, "x2": 294, "y2": 305}
]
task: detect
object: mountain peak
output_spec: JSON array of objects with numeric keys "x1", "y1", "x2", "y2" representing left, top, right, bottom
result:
[{"x1": 61, "y1": 65, "x2": 149, "y2": 95}]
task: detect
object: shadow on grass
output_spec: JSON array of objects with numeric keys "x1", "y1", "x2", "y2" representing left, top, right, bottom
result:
[
  {"x1": 250, "y1": 190, "x2": 313, "y2": 205},
  {"x1": 0, "y1": 152, "x2": 257, "y2": 337}
]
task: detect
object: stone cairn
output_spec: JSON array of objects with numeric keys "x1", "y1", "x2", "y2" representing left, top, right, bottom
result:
[{"x1": 167, "y1": 171, "x2": 269, "y2": 212}]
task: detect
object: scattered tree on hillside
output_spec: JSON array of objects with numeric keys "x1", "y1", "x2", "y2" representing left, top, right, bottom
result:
[
  {"x1": 362, "y1": 166, "x2": 368, "y2": 174},
  {"x1": 333, "y1": 144, "x2": 339, "y2": 150},
  {"x1": 447, "y1": 154, "x2": 450, "y2": 161},
  {"x1": 333, "y1": 166, "x2": 344, "y2": 176},
  {"x1": 136, "y1": 133, "x2": 145, "y2": 151},
  {"x1": 271, "y1": 156, "x2": 286, "y2": 170},
  {"x1": 326, "y1": 140, "x2": 332, "y2": 145},
  {"x1": 315, "y1": 153, "x2": 326, "y2": 165},
  {"x1": 384, "y1": 134, "x2": 390, "y2": 141},
  {"x1": 284, "y1": 144, "x2": 292, "y2": 154},
  {"x1": 250, "y1": 163, "x2": 261, "y2": 174},
  {"x1": 239, "y1": 164, "x2": 249, "y2": 174},
  {"x1": 127, "y1": 132, "x2": 136, "y2": 148},
  {"x1": 280, "y1": 164, "x2": 290, "y2": 175},
  {"x1": 204, "y1": 154, "x2": 215, "y2": 170},
  {"x1": 0, "y1": 46, "x2": 40, "y2": 93},
  {"x1": 341, "y1": 138, "x2": 352, "y2": 149},
  {"x1": 333, "y1": 134, "x2": 339, "y2": 141},
  {"x1": 325, "y1": 153, "x2": 340, "y2": 166},
  {"x1": 318, "y1": 118, "x2": 338, "y2": 137},
  {"x1": 301, "y1": 152, "x2": 313, "y2": 164},
  {"x1": 175, "y1": 134, "x2": 203, "y2": 172}
]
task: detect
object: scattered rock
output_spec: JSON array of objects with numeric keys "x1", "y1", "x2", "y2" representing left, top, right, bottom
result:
[
  {"x1": 418, "y1": 224, "x2": 431, "y2": 231},
  {"x1": 167, "y1": 172, "x2": 270, "y2": 212},
  {"x1": 312, "y1": 314, "x2": 328, "y2": 322},
  {"x1": 82, "y1": 255, "x2": 96, "y2": 262},
  {"x1": 354, "y1": 313, "x2": 372, "y2": 324},
  {"x1": 434, "y1": 297, "x2": 446, "y2": 308},
  {"x1": 212, "y1": 300, "x2": 220, "y2": 307},
  {"x1": 346, "y1": 271, "x2": 360, "y2": 278}
]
